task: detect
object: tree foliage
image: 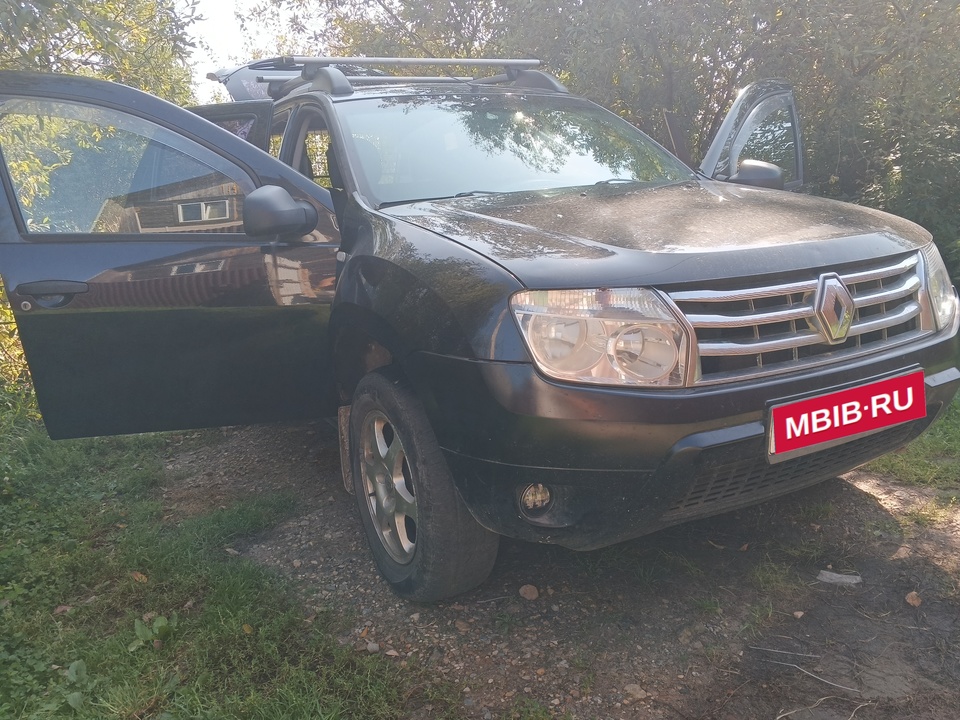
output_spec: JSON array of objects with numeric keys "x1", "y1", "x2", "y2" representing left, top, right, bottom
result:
[
  {"x1": 248, "y1": 0, "x2": 960, "y2": 272},
  {"x1": 0, "y1": 0, "x2": 200, "y2": 103}
]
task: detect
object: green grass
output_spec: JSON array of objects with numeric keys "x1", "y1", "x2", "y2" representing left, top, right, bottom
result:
[
  {"x1": 506, "y1": 698, "x2": 576, "y2": 720},
  {"x1": 749, "y1": 559, "x2": 797, "y2": 594},
  {"x1": 737, "y1": 598, "x2": 775, "y2": 638},
  {"x1": 899, "y1": 498, "x2": 955, "y2": 529},
  {"x1": 866, "y1": 396, "x2": 960, "y2": 488},
  {"x1": 794, "y1": 501, "x2": 835, "y2": 524},
  {"x1": 779, "y1": 537, "x2": 829, "y2": 564},
  {"x1": 0, "y1": 421, "x2": 441, "y2": 718},
  {"x1": 658, "y1": 549, "x2": 704, "y2": 578},
  {"x1": 692, "y1": 597, "x2": 723, "y2": 617}
]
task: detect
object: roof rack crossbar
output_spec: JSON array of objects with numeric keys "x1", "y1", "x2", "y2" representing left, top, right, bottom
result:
[
  {"x1": 213, "y1": 56, "x2": 557, "y2": 101},
  {"x1": 289, "y1": 56, "x2": 539, "y2": 69},
  {"x1": 347, "y1": 76, "x2": 473, "y2": 85}
]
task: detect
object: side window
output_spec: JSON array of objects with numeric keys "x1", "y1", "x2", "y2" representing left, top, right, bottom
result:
[
  {"x1": 732, "y1": 97, "x2": 799, "y2": 184},
  {"x1": 0, "y1": 96, "x2": 255, "y2": 235},
  {"x1": 211, "y1": 116, "x2": 258, "y2": 142},
  {"x1": 291, "y1": 112, "x2": 332, "y2": 188},
  {"x1": 269, "y1": 108, "x2": 290, "y2": 159}
]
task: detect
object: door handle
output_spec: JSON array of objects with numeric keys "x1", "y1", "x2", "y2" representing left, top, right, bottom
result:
[
  {"x1": 15, "y1": 280, "x2": 89, "y2": 310},
  {"x1": 15, "y1": 280, "x2": 89, "y2": 297}
]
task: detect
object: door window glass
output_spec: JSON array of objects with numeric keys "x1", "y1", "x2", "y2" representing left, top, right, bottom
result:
[
  {"x1": 269, "y1": 108, "x2": 290, "y2": 158},
  {"x1": 730, "y1": 97, "x2": 798, "y2": 184},
  {"x1": 0, "y1": 96, "x2": 255, "y2": 234},
  {"x1": 290, "y1": 113, "x2": 332, "y2": 188},
  {"x1": 713, "y1": 94, "x2": 799, "y2": 183}
]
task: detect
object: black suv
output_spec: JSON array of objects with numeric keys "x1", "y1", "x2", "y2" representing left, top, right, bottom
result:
[{"x1": 0, "y1": 59, "x2": 957, "y2": 601}]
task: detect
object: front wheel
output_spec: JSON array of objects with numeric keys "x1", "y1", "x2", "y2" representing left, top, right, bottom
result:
[{"x1": 350, "y1": 369, "x2": 500, "y2": 602}]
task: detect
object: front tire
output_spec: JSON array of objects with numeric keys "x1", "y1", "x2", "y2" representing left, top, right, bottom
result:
[{"x1": 350, "y1": 369, "x2": 500, "y2": 601}]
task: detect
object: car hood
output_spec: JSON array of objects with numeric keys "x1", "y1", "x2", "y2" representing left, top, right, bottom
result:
[{"x1": 383, "y1": 181, "x2": 932, "y2": 288}]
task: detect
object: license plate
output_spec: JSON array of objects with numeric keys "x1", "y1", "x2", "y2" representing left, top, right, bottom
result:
[{"x1": 769, "y1": 370, "x2": 926, "y2": 456}]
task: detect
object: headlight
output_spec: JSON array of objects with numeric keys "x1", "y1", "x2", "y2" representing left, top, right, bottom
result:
[
  {"x1": 510, "y1": 288, "x2": 690, "y2": 387},
  {"x1": 921, "y1": 243, "x2": 958, "y2": 331}
]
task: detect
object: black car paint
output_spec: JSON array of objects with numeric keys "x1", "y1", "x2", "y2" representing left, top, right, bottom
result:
[
  {"x1": 0, "y1": 72, "x2": 342, "y2": 438},
  {"x1": 388, "y1": 182, "x2": 931, "y2": 292},
  {"x1": 0, "y1": 72, "x2": 957, "y2": 552}
]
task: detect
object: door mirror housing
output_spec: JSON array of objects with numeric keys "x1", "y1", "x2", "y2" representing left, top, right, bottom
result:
[
  {"x1": 728, "y1": 159, "x2": 785, "y2": 190},
  {"x1": 243, "y1": 185, "x2": 319, "y2": 237}
]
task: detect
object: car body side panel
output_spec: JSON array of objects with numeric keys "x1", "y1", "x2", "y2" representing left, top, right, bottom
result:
[{"x1": 331, "y1": 210, "x2": 527, "y2": 363}]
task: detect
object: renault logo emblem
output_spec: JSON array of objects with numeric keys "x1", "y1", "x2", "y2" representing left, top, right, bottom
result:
[{"x1": 814, "y1": 273, "x2": 855, "y2": 344}]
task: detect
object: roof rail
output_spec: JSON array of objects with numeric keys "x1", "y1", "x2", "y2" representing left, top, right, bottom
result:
[{"x1": 210, "y1": 56, "x2": 566, "y2": 101}]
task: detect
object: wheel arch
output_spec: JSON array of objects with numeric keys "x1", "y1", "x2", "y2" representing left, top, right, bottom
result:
[{"x1": 330, "y1": 302, "x2": 406, "y2": 403}]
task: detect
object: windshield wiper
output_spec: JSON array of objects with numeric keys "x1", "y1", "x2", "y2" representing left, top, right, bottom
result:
[
  {"x1": 379, "y1": 191, "x2": 498, "y2": 208},
  {"x1": 594, "y1": 178, "x2": 637, "y2": 185}
]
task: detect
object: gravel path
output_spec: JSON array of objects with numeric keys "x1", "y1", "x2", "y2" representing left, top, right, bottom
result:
[{"x1": 161, "y1": 423, "x2": 960, "y2": 719}]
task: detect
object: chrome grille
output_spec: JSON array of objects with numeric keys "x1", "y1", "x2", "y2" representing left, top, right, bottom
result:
[{"x1": 668, "y1": 254, "x2": 931, "y2": 384}]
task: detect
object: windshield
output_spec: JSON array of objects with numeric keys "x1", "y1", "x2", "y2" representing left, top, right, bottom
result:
[{"x1": 333, "y1": 94, "x2": 695, "y2": 206}]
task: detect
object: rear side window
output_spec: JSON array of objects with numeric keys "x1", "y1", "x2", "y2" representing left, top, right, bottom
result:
[{"x1": 0, "y1": 96, "x2": 255, "y2": 235}]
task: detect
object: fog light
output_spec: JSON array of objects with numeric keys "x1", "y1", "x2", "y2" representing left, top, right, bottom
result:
[{"x1": 519, "y1": 483, "x2": 552, "y2": 515}]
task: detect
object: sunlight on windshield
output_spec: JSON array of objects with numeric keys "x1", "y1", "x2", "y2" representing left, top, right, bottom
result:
[{"x1": 334, "y1": 94, "x2": 694, "y2": 205}]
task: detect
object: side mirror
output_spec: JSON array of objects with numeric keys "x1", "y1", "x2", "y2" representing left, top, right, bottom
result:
[
  {"x1": 243, "y1": 185, "x2": 319, "y2": 237},
  {"x1": 728, "y1": 159, "x2": 785, "y2": 190}
]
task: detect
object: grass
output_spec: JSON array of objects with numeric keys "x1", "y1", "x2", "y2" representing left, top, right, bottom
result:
[
  {"x1": 899, "y1": 498, "x2": 954, "y2": 529},
  {"x1": 737, "y1": 598, "x2": 775, "y2": 638},
  {"x1": 779, "y1": 537, "x2": 829, "y2": 564},
  {"x1": 794, "y1": 501, "x2": 835, "y2": 524},
  {"x1": 658, "y1": 550, "x2": 704, "y2": 578},
  {"x1": 495, "y1": 611, "x2": 521, "y2": 635},
  {"x1": 507, "y1": 699, "x2": 571, "y2": 720},
  {"x1": 692, "y1": 597, "x2": 723, "y2": 617},
  {"x1": 866, "y1": 396, "x2": 960, "y2": 488},
  {"x1": 0, "y1": 288, "x2": 454, "y2": 719},
  {"x1": 749, "y1": 559, "x2": 797, "y2": 594},
  {"x1": 0, "y1": 426, "x2": 435, "y2": 718}
]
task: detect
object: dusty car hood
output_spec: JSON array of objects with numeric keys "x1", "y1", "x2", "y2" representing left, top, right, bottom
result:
[{"x1": 384, "y1": 181, "x2": 932, "y2": 288}]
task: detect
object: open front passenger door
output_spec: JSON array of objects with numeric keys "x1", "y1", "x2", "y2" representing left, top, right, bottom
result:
[
  {"x1": 0, "y1": 72, "x2": 340, "y2": 438},
  {"x1": 700, "y1": 79, "x2": 804, "y2": 191}
]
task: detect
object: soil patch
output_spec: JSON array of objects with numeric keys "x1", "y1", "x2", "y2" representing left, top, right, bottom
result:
[{"x1": 161, "y1": 423, "x2": 960, "y2": 719}]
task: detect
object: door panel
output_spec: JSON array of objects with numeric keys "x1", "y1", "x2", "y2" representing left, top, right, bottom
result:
[
  {"x1": 0, "y1": 72, "x2": 339, "y2": 438},
  {"x1": 700, "y1": 79, "x2": 804, "y2": 190}
]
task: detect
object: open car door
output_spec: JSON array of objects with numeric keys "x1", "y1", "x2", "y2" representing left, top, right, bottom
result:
[
  {"x1": 188, "y1": 99, "x2": 274, "y2": 152},
  {"x1": 0, "y1": 72, "x2": 340, "y2": 438},
  {"x1": 700, "y1": 80, "x2": 804, "y2": 191}
]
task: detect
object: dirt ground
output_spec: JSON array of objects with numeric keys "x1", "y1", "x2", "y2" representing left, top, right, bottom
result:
[{"x1": 161, "y1": 422, "x2": 960, "y2": 720}]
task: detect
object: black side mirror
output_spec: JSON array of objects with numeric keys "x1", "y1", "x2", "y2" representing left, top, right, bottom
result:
[
  {"x1": 243, "y1": 185, "x2": 319, "y2": 237},
  {"x1": 728, "y1": 159, "x2": 785, "y2": 190}
]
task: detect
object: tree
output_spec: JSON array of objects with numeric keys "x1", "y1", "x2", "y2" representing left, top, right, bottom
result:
[{"x1": 0, "y1": 0, "x2": 201, "y2": 103}]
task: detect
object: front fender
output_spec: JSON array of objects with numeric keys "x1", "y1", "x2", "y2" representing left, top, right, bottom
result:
[{"x1": 333, "y1": 213, "x2": 527, "y2": 363}]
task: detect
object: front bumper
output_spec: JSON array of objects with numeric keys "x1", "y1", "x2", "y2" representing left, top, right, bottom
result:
[{"x1": 404, "y1": 329, "x2": 960, "y2": 550}]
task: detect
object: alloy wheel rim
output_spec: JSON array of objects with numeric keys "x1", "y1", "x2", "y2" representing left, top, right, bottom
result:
[{"x1": 359, "y1": 410, "x2": 418, "y2": 564}]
